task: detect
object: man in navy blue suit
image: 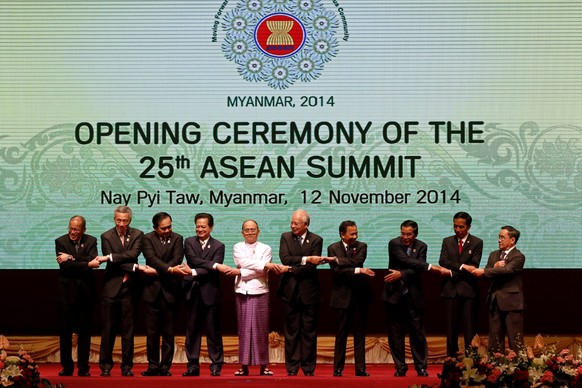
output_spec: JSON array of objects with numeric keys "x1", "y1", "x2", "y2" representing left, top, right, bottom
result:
[{"x1": 182, "y1": 213, "x2": 225, "y2": 377}]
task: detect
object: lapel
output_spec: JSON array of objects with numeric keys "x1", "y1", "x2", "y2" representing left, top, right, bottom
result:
[
  {"x1": 504, "y1": 248, "x2": 517, "y2": 263},
  {"x1": 75, "y1": 235, "x2": 87, "y2": 254},
  {"x1": 110, "y1": 228, "x2": 124, "y2": 252},
  {"x1": 300, "y1": 231, "x2": 312, "y2": 254},
  {"x1": 200, "y1": 236, "x2": 212, "y2": 260},
  {"x1": 459, "y1": 235, "x2": 472, "y2": 260}
]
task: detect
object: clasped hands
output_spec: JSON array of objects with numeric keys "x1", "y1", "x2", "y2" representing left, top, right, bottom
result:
[
  {"x1": 383, "y1": 265, "x2": 452, "y2": 283},
  {"x1": 464, "y1": 262, "x2": 503, "y2": 277},
  {"x1": 215, "y1": 262, "x2": 292, "y2": 276},
  {"x1": 56, "y1": 252, "x2": 102, "y2": 268}
]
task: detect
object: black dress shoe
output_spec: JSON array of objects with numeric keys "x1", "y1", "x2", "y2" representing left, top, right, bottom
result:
[
  {"x1": 141, "y1": 369, "x2": 159, "y2": 376},
  {"x1": 333, "y1": 369, "x2": 342, "y2": 377},
  {"x1": 182, "y1": 370, "x2": 200, "y2": 376},
  {"x1": 58, "y1": 369, "x2": 73, "y2": 376},
  {"x1": 159, "y1": 370, "x2": 172, "y2": 376},
  {"x1": 287, "y1": 371, "x2": 298, "y2": 376},
  {"x1": 304, "y1": 372, "x2": 314, "y2": 376},
  {"x1": 356, "y1": 370, "x2": 370, "y2": 376},
  {"x1": 122, "y1": 369, "x2": 134, "y2": 377},
  {"x1": 417, "y1": 369, "x2": 429, "y2": 377},
  {"x1": 78, "y1": 371, "x2": 91, "y2": 377},
  {"x1": 210, "y1": 370, "x2": 221, "y2": 376},
  {"x1": 100, "y1": 370, "x2": 111, "y2": 377},
  {"x1": 394, "y1": 370, "x2": 407, "y2": 377}
]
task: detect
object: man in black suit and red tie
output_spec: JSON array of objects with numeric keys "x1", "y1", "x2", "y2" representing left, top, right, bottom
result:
[
  {"x1": 327, "y1": 220, "x2": 375, "y2": 377},
  {"x1": 473, "y1": 226, "x2": 526, "y2": 353},
  {"x1": 55, "y1": 215, "x2": 100, "y2": 377},
  {"x1": 182, "y1": 213, "x2": 226, "y2": 377},
  {"x1": 95, "y1": 206, "x2": 150, "y2": 377},
  {"x1": 438, "y1": 212, "x2": 483, "y2": 358},
  {"x1": 382, "y1": 220, "x2": 448, "y2": 377},
  {"x1": 141, "y1": 212, "x2": 189, "y2": 377},
  {"x1": 278, "y1": 209, "x2": 324, "y2": 376}
]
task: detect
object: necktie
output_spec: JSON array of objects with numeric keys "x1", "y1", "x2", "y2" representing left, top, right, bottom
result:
[
  {"x1": 500, "y1": 251, "x2": 507, "y2": 261},
  {"x1": 201, "y1": 240, "x2": 206, "y2": 250},
  {"x1": 458, "y1": 239, "x2": 463, "y2": 255},
  {"x1": 298, "y1": 236, "x2": 303, "y2": 245},
  {"x1": 120, "y1": 235, "x2": 128, "y2": 282},
  {"x1": 406, "y1": 247, "x2": 412, "y2": 256},
  {"x1": 346, "y1": 246, "x2": 353, "y2": 257}
]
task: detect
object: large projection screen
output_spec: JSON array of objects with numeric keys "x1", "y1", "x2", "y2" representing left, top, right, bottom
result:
[{"x1": 1, "y1": 0, "x2": 580, "y2": 269}]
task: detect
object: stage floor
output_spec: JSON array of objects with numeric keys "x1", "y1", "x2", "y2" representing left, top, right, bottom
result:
[{"x1": 42, "y1": 363, "x2": 443, "y2": 388}]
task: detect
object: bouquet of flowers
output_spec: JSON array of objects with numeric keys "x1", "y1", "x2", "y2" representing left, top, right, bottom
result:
[
  {"x1": 438, "y1": 346, "x2": 582, "y2": 388},
  {"x1": 0, "y1": 336, "x2": 60, "y2": 388}
]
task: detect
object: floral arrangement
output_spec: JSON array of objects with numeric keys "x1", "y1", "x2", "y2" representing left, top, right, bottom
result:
[
  {"x1": 437, "y1": 346, "x2": 582, "y2": 388},
  {"x1": 0, "y1": 336, "x2": 60, "y2": 388}
]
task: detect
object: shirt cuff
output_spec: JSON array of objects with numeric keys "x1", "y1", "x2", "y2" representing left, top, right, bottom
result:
[
  {"x1": 427, "y1": 263, "x2": 432, "y2": 271},
  {"x1": 191, "y1": 269, "x2": 197, "y2": 277},
  {"x1": 301, "y1": 256, "x2": 307, "y2": 265},
  {"x1": 212, "y1": 263, "x2": 218, "y2": 270},
  {"x1": 354, "y1": 267, "x2": 361, "y2": 274}
]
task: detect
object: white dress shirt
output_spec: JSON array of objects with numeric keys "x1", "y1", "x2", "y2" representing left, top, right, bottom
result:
[{"x1": 233, "y1": 241, "x2": 272, "y2": 295}]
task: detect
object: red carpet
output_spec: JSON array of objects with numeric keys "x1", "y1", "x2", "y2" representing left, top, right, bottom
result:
[{"x1": 42, "y1": 363, "x2": 442, "y2": 388}]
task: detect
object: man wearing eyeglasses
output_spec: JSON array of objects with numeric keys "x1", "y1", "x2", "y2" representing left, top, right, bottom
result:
[
  {"x1": 278, "y1": 209, "x2": 325, "y2": 376},
  {"x1": 472, "y1": 226, "x2": 525, "y2": 353},
  {"x1": 55, "y1": 215, "x2": 100, "y2": 377}
]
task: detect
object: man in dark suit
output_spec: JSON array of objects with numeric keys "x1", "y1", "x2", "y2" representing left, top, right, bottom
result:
[
  {"x1": 382, "y1": 220, "x2": 447, "y2": 377},
  {"x1": 278, "y1": 209, "x2": 324, "y2": 376},
  {"x1": 96, "y1": 206, "x2": 148, "y2": 377},
  {"x1": 55, "y1": 215, "x2": 100, "y2": 377},
  {"x1": 182, "y1": 213, "x2": 225, "y2": 377},
  {"x1": 327, "y1": 220, "x2": 375, "y2": 377},
  {"x1": 141, "y1": 212, "x2": 189, "y2": 377},
  {"x1": 438, "y1": 212, "x2": 483, "y2": 358},
  {"x1": 473, "y1": 226, "x2": 525, "y2": 353}
]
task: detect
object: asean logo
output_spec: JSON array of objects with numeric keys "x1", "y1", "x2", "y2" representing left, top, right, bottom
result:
[
  {"x1": 255, "y1": 13, "x2": 306, "y2": 58},
  {"x1": 221, "y1": 0, "x2": 340, "y2": 89}
]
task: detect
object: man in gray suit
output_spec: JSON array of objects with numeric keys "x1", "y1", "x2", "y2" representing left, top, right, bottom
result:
[{"x1": 473, "y1": 226, "x2": 525, "y2": 353}]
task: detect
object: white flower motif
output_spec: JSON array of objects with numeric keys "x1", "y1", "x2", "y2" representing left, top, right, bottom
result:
[
  {"x1": 232, "y1": 40, "x2": 249, "y2": 55},
  {"x1": 298, "y1": 0, "x2": 315, "y2": 12},
  {"x1": 246, "y1": 0, "x2": 263, "y2": 12},
  {"x1": 232, "y1": 16, "x2": 248, "y2": 31},
  {"x1": 272, "y1": 66, "x2": 289, "y2": 80}
]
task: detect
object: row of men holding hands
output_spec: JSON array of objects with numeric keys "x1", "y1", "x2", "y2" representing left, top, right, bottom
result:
[{"x1": 56, "y1": 207, "x2": 525, "y2": 378}]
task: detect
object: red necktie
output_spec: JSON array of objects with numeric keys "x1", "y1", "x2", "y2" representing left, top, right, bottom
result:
[{"x1": 458, "y1": 239, "x2": 463, "y2": 254}]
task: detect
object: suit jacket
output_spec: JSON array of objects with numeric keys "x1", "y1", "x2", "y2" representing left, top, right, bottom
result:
[
  {"x1": 182, "y1": 235, "x2": 225, "y2": 305},
  {"x1": 100, "y1": 226, "x2": 144, "y2": 298},
  {"x1": 142, "y1": 231, "x2": 184, "y2": 304},
  {"x1": 485, "y1": 248, "x2": 525, "y2": 311},
  {"x1": 278, "y1": 230, "x2": 322, "y2": 305},
  {"x1": 55, "y1": 233, "x2": 98, "y2": 304},
  {"x1": 439, "y1": 234, "x2": 483, "y2": 298},
  {"x1": 327, "y1": 240, "x2": 372, "y2": 309},
  {"x1": 382, "y1": 237, "x2": 429, "y2": 308}
]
